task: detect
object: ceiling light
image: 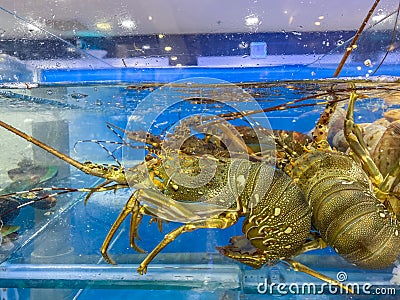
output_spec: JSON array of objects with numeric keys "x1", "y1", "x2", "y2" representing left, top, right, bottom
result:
[
  {"x1": 245, "y1": 15, "x2": 260, "y2": 27},
  {"x1": 372, "y1": 14, "x2": 386, "y2": 22},
  {"x1": 121, "y1": 19, "x2": 136, "y2": 30},
  {"x1": 27, "y1": 23, "x2": 40, "y2": 32},
  {"x1": 96, "y1": 22, "x2": 111, "y2": 30}
]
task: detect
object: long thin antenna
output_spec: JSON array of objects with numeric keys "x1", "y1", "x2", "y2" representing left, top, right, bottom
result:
[
  {"x1": 333, "y1": 0, "x2": 381, "y2": 77},
  {"x1": 371, "y1": 0, "x2": 400, "y2": 75}
]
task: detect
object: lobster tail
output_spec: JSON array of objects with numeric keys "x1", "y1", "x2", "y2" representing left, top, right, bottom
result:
[{"x1": 290, "y1": 150, "x2": 400, "y2": 269}]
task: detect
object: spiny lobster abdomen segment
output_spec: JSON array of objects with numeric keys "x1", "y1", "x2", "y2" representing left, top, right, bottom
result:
[
  {"x1": 289, "y1": 150, "x2": 371, "y2": 194},
  {"x1": 309, "y1": 180, "x2": 373, "y2": 232},
  {"x1": 329, "y1": 199, "x2": 400, "y2": 269},
  {"x1": 291, "y1": 150, "x2": 400, "y2": 269},
  {"x1": 242, "y1": 167, "x2": 311, "y2": 261}
]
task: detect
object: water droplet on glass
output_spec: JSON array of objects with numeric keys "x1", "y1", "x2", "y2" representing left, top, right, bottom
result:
[
  {"x1": 70, "y1": 92, "x2": 88, "y2": 100},
  {"x1": 239, "y1": 41, "x2": 248, "y2": 49},
  {"x1": 364, "y1": 59, "x2": 372, "y2": 67}
]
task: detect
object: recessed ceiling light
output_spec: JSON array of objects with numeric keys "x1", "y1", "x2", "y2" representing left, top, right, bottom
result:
[
  {"x1": 121, "y1": 19, "x2": 136, "y2": 30},
  {"x1": 96, "y1": 22, "x2": 111, "y2": 30},
  {"x1": 27, "y1": 23, "x2": 40, "y2": 32},
  {"x1": 245, "y1": 15, "x2": 260, "y2": 27},
  {"x1": 372, "y1": 14, "x2": 386, "y2": 22}
]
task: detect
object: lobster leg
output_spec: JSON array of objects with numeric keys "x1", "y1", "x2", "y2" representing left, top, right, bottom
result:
[
  {"x1": 102, "y1": 186, "x2": 238, "y2": 266},
  {"x1": 293, "y1": 235, "x2": 329, "y2": 256},
  {"x1": 137, "y1": 212, "x2": 239, "y2": 275},
  {"x1": 83, "y1": 180, "x2": 113, "y2": 205},
  {"x1": 342, "y1": 89, "x2": 400, "y2": 211},
  {"x1": 281, "y1": 235, "x2": 352, "y2": 293},
  {"x1": 101, "y1": 190, "x2": 155, "y2": 264},
  {"x1": 216, "y1": 235, "x2": 270, "y2": 268},
  {"x1": 129, "y1": 195, "x2": 146, "y2": 254},
  {"x1": 344, "y1": 91, "x2": 384, "y2": 186},
  {"x1": 217, "y1": 235, "x2": 352, "y2": 293},
  {"x1": 217, "y1": 233, "x2": 328, "y2": 267},
  {"x1": 283, "y1": 259, "x2": 353, "y2": 294},
  {"x1": 128, "y1": 196, "x2": 166, "y2": 253},
  {"x1": 217, "y1": 235, "x2": 326, "y2": 268},
  {"x1": 135, "y1": 188, "x2": 231, "y2": 223},
  {"x1": 380, "y1": 161, "x2": 400, "y2": 194},
  {"x1": 376, "y1": 123, "x2": 400, "y2": 193}
]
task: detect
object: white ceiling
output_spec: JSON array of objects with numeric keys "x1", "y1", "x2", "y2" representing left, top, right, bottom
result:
[{"x1": 0, "y1": 0, "x2": 398, "y2": 39}]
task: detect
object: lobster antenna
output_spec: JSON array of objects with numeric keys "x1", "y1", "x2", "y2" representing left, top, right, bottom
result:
[
  {"x1": 0, "y1": 120, "x2": 120, "y2": 182},
  {"x1": 0, "y1": 121, "x2": 87, "y2": 171},
  {"x1": 74, "y1": 139, "x2": 123, "y2": 167},
  {"x1": 333, "y1": 0, "x2": 381, "y2": 77},
  {"x1": 0, "y1": 187, "x2": 85, "y2": 220},
  {"x1": 73, "y1": 122, "x2": 149, "y2": 166},
  {"x1": 107, "y1": 122, "x2": 164, "y2": 149},
  {"x1": 371, "y1": 0, "x2": 400, "y2": 75}
]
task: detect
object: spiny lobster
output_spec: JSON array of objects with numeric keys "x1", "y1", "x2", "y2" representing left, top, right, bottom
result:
[
  {"x1": 287, "y1": 89, "x2": 400, "y2": 269},
  {"x1": 0, "y1": 114, "x2": 353, "y2": 291},
  {"x1": 216, "y1": 86, "x2": 400, "y2": 271}
]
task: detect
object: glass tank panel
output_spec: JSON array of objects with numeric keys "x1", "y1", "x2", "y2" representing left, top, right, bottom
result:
[{"x1": 0, "y1": 1, "x2": 400, "y2": 299}]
